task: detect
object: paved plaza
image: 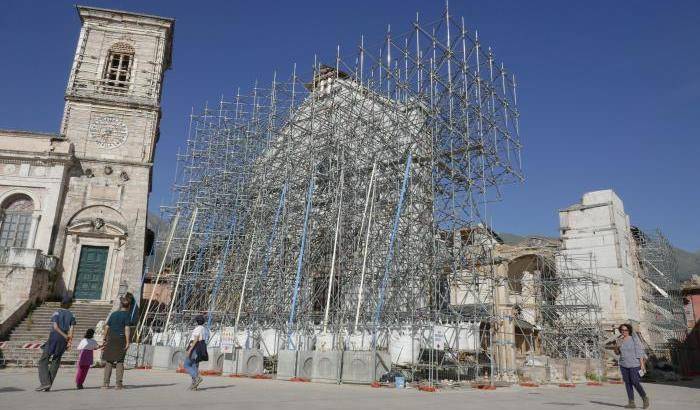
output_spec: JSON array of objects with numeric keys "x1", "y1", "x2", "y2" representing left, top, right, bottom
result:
[{"x1": 1, "y1": 368, "x2": 699, "y2": 410}]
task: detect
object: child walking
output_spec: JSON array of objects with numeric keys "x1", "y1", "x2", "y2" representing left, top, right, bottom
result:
[{"x1": 76, "y1": 329, "x2": 98, "y2": 389}]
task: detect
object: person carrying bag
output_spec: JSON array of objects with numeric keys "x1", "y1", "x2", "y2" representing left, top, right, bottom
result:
[{"x1": 183, "y1": 315, "x2": 209, "y2": 390}]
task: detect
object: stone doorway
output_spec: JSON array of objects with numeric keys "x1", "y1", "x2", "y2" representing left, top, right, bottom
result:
[{"x1": 74, "y1": 245, "x2": 109, "y2": 299}]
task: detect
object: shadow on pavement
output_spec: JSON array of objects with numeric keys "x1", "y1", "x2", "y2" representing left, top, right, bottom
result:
[
  {"x1": 50, "y1": 386, "x2": 102, "y2": 391},
  {"x1": 0, "y1": 387, "x2": 24, "y2": 393},
  {"x1": 590, "y1": 400, "x2": 625, "y2": 407},
  {"x1": 50, "y1": 383, "x2": 176, "y2": 392},
  {"x1": 197, "y1": 384, "x2": 236, "y2": 391}
]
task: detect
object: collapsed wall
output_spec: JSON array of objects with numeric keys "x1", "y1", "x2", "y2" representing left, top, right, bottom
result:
[{"x1": 558, "y1": 189, "x2": 687, "y2": 375}]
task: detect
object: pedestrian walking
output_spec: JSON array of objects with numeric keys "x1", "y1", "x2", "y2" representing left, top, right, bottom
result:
[
  {"x1": 102, "y1": 296, "x2": 131, "y2": 389},
  {"x1": 615, "y1": 324, "x2": 650, "y2": 408},
  {"x1": 75, "y1": 328, "x2": 98, "y2": 389},
  {"x1": 36, "y1": 294, "x2": 75, "y2": 392},
  {"x1": 183, "y1": 315, "x2": 209, "y2": 390}
]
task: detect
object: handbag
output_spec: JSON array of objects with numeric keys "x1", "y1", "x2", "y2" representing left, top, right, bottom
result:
[{"x1": 190, "y1": 340, "x2": 209, "y2": 363}]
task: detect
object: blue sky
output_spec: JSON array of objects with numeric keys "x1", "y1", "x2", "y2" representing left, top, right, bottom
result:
[{"x1": 1, "y1": 1, "x2": 698, "y2": 251}]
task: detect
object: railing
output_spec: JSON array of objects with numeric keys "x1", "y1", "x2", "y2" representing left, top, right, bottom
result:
[
  {"x1": 68, "y1": 78, "x2": 159, "y2": 107},
  {"x1": 0, "y1": 247, "x2": 58, "y2": 272}
]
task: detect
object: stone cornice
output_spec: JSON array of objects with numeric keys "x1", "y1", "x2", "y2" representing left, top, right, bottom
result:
[
  {"x1": 64, "y1": 93, "x2": 161, "y2": 112},
  {"x1": 77, "y1": 156, "x2": 153, "y2": 168},
  {"x1": 0, "y1": 152, "x2": 74, "y2": 166}
]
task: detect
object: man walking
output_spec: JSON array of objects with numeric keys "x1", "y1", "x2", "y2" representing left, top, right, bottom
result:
[{"x1": 36, "y1": 294, "x2": 76, "y2": 391}]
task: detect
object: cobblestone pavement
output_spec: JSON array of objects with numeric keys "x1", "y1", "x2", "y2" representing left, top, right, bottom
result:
[{"x1": 1, "y1": 368, "x2": 699, "y2": 410}]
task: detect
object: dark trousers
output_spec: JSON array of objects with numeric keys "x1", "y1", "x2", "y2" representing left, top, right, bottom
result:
[
  {"x1": 620, "y1": 366, "x2": 646, "y2": 401},
  {"x1": 37, "y1": 350, "x2": 62, "y2": 387}
]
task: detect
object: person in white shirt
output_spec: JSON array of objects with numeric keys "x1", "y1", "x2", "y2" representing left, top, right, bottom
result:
[{"x1": 183, "y1": 315, "x2": 209, "y2": 390}]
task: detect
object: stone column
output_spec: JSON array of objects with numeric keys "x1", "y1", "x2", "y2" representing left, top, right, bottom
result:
[
  {"x1": 493, "y1": 262, "x2": 517, "y2": 381},
  {"x1": 65, "y1": 234, "x2": 80, "y2": 292},
  {"x1": 104, "y1": 238, "x2": 120, "y2": 301}
]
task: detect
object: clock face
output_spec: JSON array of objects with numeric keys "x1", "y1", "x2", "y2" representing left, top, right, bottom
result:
[{"x1": 89, "y1": 115, "x2": 128, "y2": 149}]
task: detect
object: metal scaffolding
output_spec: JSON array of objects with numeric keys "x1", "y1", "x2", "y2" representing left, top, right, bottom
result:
[
  {"x1": 140, "y1": 4, "x2": 530, "y2": 383},
  {"x1": 632, "y1": 228, "x2": 687, "y2": 360}
]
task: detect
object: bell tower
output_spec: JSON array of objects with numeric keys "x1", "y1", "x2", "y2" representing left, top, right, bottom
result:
[{"x1": 56, "y1": 6, "x2": 174, "y2": 302}]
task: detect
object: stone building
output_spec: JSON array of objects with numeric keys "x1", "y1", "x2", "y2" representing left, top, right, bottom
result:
[
  {"x1": 558, "y1": 190, "x2": 641, "y2": 328},
  {"x1": 681, "y1": 276, "x2": 700, "y2": 375},
  {"x1": 0, "y1": 6, "x2": 174, "y2": 334},
  {"x1": 559, "y1": 189, "x2": 687, "y2": 363}
]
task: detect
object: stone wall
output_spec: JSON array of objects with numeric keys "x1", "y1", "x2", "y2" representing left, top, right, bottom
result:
[{"x1": 0, "y1": 253, "x2": 50, "y2": 335}]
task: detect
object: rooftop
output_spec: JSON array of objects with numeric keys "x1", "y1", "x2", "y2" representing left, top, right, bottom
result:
[{"x1": 76, "y1": 5, "x2": 175, "y2": 24}]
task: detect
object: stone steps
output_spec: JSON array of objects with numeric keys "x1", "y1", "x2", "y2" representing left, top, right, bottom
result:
[{"x1": 1, "y1": 301, "x2": 114, "y2": 366}]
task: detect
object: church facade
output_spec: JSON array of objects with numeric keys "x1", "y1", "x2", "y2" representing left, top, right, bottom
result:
[{"x1": 0, "y1": 6, "x2": 173, "y2": 333}]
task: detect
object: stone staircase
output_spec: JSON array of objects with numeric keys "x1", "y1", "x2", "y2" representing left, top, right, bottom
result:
[{"x1": 1, "y1": 301, "x2": 113, "y2": 366}]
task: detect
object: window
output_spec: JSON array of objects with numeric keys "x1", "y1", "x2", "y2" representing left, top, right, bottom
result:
[
  {"x1": 0, "y1": 194, "x2": 34, "y2": 248},
  {"x1": 102, "y1": 42, "x2": 135, "y2": 94}
]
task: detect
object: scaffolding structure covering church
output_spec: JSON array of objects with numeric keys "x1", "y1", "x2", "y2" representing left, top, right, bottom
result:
[{"x1": 138, "y1": 6, "x2": 609, "y2": 383}]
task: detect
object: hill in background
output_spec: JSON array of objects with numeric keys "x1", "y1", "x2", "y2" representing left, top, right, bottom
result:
[
  {"x1": 499, "y1": 232, "x2": 699, "y2": 282},
  {"x1": 674, "y1": 248, "x2": 700, "y2": 282}
]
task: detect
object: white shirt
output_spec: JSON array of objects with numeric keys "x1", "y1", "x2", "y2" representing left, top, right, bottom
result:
[
  {"x1": 77, "y1": 338, "x2": 98, "y2": 351},
  {"x1": 190, "y1": 325, "x2": 210, "y2": 343}
]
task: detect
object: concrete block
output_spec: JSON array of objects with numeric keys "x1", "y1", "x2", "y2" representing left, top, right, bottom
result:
[
  {"x1": 222, "y1": 352, "x2": 237, "y2": 374},
  {"x1": 341, "y1": 350, "x2": 391, "y2": 384},
  {"x1": 311, "y1": 350, "x2": 342, "y2": 383},
  {"x1": 518, "y1": 365, "x2": 548, "y2": 384},
  {"x1": 222, "y1": 348, "x2": 264, "y2": 376},
  {"x1": 296, "y1": 350, "x2": 314, "y2": 379},
  {"x1": 200, "y1": 347, "x2": 223, "y2": 372},
  {"x1": 276, "y1": 350, "x2": 298, "y2": 380},
  {"x1": 171, "y1": 349, "x2": 187, "y2": 370},
  {"x1": 152, "y1": 345, "x2": 173, "y2": 370},
  {"x1": 239, "y1": 349, "x2": 264, "y2": 376},
  {"x1": 125, "y1": 343, "x2": 154, "y2": 368}
]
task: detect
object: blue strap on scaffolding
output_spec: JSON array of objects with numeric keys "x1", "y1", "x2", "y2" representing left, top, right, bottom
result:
[
  {"x1": 372, "y1": 152, "x2": 412, "y2": 347},
  {"x1": 260, "y1": 182, "x2": 288, "y2": 282},
  {"x1": 180, "y1": 211, "x2": 216, "y2": 313},
  {"x1": 206, "y1": 209, "x2": 240, "y2": 328},
  {"x1": 286, "y1": 172, "x2": 315, "y2": 350}
]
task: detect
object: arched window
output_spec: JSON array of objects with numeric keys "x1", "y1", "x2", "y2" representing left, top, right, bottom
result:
[
  {"x1": 0, "y1": 194, "x2": 34, "y2": 248},
  {"x1": 102, "y1": 42, "x2": 135, "y2": 94}
]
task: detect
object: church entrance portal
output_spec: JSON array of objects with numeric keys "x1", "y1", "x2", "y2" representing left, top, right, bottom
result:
[{"x1": 74, "y1": 245, "x2": 109, "y2": 300}]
